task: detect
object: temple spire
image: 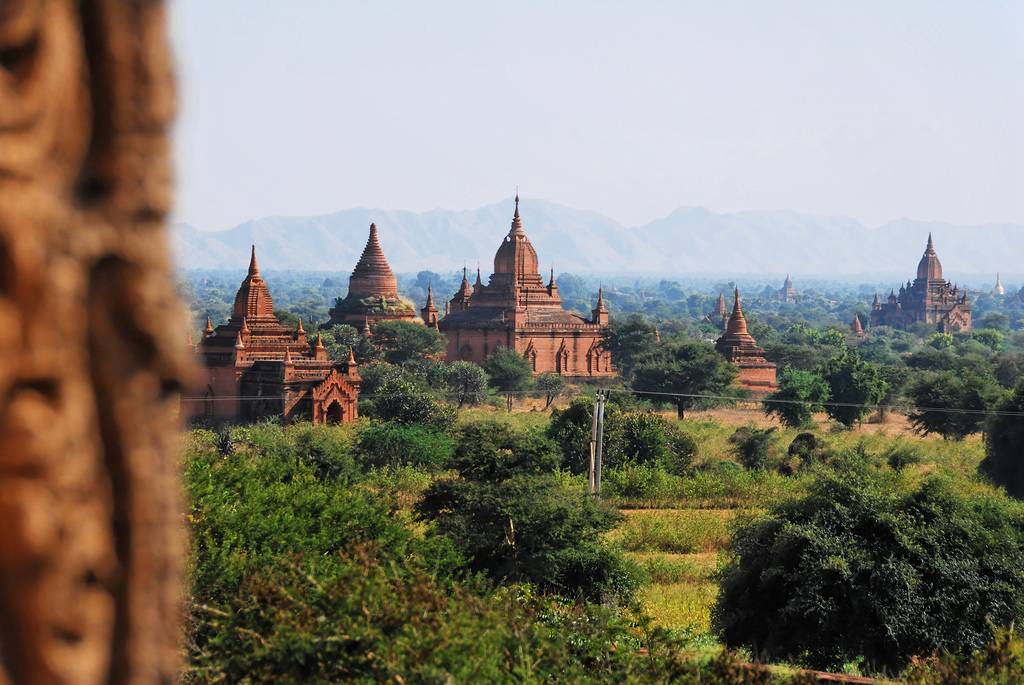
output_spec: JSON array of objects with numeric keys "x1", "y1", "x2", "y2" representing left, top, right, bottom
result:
[
  {"x1": 426, "y1": 283, "x2": 434, "y2": 306},
  {"x1": 347, "y1": 346, "x2": 357, "y2": 365},
  {"x1": 726, "y1": 287, "x2": 749, "y2": 336},
  {"x1": 926, "y1": 232, "x2": 935, "y2": 253},
  {"x1": 204, "y1": 315, "x2": 214, "y2": 337},
  {"x1": 240, "y1": 317, "x2": 250, "y2": 336},
  {"x1": 248, "y1": 244, "x2": 260, "y2": 276},
  {"x1": 296, "y1": 318, "x2": 305, "y2": 336},
  {"x1": 510, "y1": 191, "x2": 525, "y2": 236}
]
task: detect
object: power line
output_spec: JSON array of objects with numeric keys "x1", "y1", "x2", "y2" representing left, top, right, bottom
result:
[{"x1": 178, "y1": 386, "x2": 1024, "y2": 418}]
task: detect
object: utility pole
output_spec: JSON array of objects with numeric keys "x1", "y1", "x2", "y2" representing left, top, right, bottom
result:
[
  {"x1": 589, "y1": 393, "x2": 599, "y2": 494},
  {"x1": 589, "y1": 392, "x2": 606, "y2": 497}
]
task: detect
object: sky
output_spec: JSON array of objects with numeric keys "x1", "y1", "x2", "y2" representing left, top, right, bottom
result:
[{"x1": 170, "y1": 1, "x2": 1023, "y2": 232}]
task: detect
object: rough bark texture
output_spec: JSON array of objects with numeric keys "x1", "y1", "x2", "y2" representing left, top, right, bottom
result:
[{"x1": 0, "y1": 1, "x2": 189, "y2": 683}]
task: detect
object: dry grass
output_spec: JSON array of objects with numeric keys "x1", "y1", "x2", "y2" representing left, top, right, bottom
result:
[
  {"x1": 638, "y1": 581, "x2": 719, "y2": 632},
  {"x1": 610, "y1": 508, "x2": 748, "y2": 554}
]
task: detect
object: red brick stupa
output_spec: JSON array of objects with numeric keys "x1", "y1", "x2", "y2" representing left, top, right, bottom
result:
[
  {"x1": 328, "y1": 223, "x2": 416, "y2": 328},
  {"x1": 440, "y1": 195, "x2": 614, "y2": 377},
  {"x1": 190, "y1": 246, "x2": 361, "y2": 424},
  {"x1": 715, "y1": 288, "x2": 777, "y2": 395}
]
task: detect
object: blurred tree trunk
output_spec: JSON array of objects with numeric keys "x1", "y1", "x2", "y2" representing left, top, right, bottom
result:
[{"x1": 0, "y1": 1, "x2": 191, "y2": 683}]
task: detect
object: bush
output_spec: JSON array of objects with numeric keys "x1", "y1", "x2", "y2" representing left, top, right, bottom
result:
[
  {"x1": 728, "y1": 426, "x2": 778, "y2": 470},
  {"x1": 417, "y1": 421, "x2": 638, "y2": 603},
  {"x1": 886, "y1": 444, "x2": 923, "y2": 471},
  {"x1": 713, "y1": 460, "x2": 1024, "y2": 672},
  {"x1": 444, "y1": 360, "x2": 488, "y2": 407},
  {"x1": 547, "y1": 398, "x2": 696, "y2": 474},
  {"x1": 355, "y1": 421, "x2": 455, "y2": 472},
  {"x1": 905, "y1": 628, "x2": 1024, "y2": 685},
  {"x1": 620, "y1": 412, "x2": 698, "y2": 475},
  {"x1": 981, "y1": 380, "x2": 1024, "y2": 498},
  {"x1": 783, "y1": 432, "x2": 830, "y2": 474},
  {"x1": 368, "y1": 374, "x2": 457, "y2": 428},
  {"x1": 763, "y1": 369, "x2": 829, "y2": 428}
]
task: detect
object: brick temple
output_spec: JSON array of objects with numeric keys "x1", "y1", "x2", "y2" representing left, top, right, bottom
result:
[
  {"x1": 439, "y1": 195, "x2": 614, "y2": 377},
  {"x1": 328, "y1": 222, "x2": 416, "y2": 328},
  {"x1": 190, "y1": 247, "x2": 361, "y2": 424},
  {"x1": 869, "y1": 234, "x2": 972, "y2": 332},
  {"x1": 778, "y1": 274, "x2": 797, "y2": 303},
  {"x1": 715, "y1": 288, "x2": 778, "y2": 395}
]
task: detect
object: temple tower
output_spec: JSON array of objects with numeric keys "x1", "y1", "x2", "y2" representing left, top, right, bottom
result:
[{"x1": 328, "y1": 223, "x2": 416, "y2": 327}]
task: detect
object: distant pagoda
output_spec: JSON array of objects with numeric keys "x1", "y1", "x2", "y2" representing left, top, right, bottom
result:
[
  {"x1": 778, "y1": 274, "x2": 797, "y2": 303},
  {"x1": 715, "y1": 288, "x2": 778, "y2": 395},
  {"x1": 992, "y1": 273, "x2": 1005, "y2": 296},
  {"x1": 869, "y1": 234, "x2": 971, "y2": 333},
  {"x1": 328, "y1": 223, "x2": 416, "y2": 328}
]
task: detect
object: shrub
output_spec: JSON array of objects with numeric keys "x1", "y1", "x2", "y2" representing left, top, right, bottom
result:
[
  {"x1": 417, "y1": 421, "x2": 638, "y2": 603},
  {"x1": 763, "y1": 369, "x2": 829, "y2": 428},
  {"x1": 981, "y1": 380, "x2": 1024, "y2": 498},
  {"x1": 355, "y1": 421, "x2": 455, "y2": 472},
  {"x1": 886, "y1": 444, "x2": 923, "y2": 471},
  {"x1": 369, "y1": 374, "x2": 457, "y2": 428},
  {"x1": 728, "y1": 426, "x2": 778, "y2": 470},
  {"x1": 620, "y1": 412, "x2": 698, "y2": 474},
  {"x1": 905, "y1": 628, "x2": 1024, "y2": 685},
  {"x1": 713, "y1": 460, "x2": 1024, "y2": 672}
]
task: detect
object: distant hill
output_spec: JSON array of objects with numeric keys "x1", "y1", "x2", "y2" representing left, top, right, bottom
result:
[{"x1": 172, "y1": 199, "x2": 1023, "y2": 280}]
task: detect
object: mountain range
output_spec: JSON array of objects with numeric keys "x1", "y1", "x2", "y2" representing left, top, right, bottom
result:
[{"x1": 172, "y1": 199, "x2": 1022, "y2": 281}]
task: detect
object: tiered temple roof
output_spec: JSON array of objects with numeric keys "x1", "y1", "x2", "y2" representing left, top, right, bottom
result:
[
  {"x1": 440, "y1": 195, "x2": 613, "y2": 377},
  {"x1": 328, "y1": 223, "x2": 415, "y2": 327},
  {"x1": 715, "y1": 288, "x2": 777, "y2": 394}
]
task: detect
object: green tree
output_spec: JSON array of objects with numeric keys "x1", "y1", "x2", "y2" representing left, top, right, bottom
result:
[
  {"x1": 763, "y1": 369, "x2": 829, "y2": 427},
  {"x1": 370, "y1": 375, "x2": 456, "y2": 428},
  {"x1": 535, "y1": 372, "x2": 566, "y2": 409},
  {"x1": 908, "y1": 371, "x2": 1003, "y2": 440},
  {"x1": 602, "y1": 314, "x2": 658, "y2": 377},
  {"x1": 319, "y1": 323, "x2": 379, "y2": 363},
  {"x1": 444, "y1": 361, "x2": 488, "y2": 408},
  {"x1": 819, "y1": 350, "x2": 887, "y2": 427},
  {"x1": 728, "y1": 426, "x2": 778, "y2": 470},
  {"x1": 484, "y1": 347, "x2": 534, "y2": 410},
  {"x1": 371, "y1": 320, "x2": 446, "y2": 364},
  {"x1": 416, "y1": 422, "x2": 639, "y2": 602},
  {"x1": 981, "y1": 380, "x2": 1024, "y2": 498},
  {"x1": 631, "y1": 341, "x2": 738, "y2": 419},
  {"x1": 713, "y1": 461, "x2": 1024, "y2": 672}
]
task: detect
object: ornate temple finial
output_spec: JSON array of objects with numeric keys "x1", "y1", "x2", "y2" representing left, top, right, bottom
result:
[
  {"x1": 296, "y1": 318, "x2": 305, "y2": 336},
  {"x1": 240, "y1": 317, "x2": 250, "y2": 336},
  {"x1": 204, "y1": 315, "x2": 214, "y2": 337},
  {"x1": 852, "y1": 313, "x2": 864, "y2": 335},
  {"x1": 426, "y1": 283, "x2": 435, "y2": 306},
  {"x1": 363, "y1": 318, "x2": 372, "y2": 336},
  {"x1": 597, "y1": 286, "x2": 605, "y2": 308},
  {"x1": 926, "y1": 232, "x2": 935, "y2": 253},
  {"x1": 369, "y1": 222, "x2": 378, "y2": 236},
  {"x1": 283, "y1": 347, "x2": 293, "y2": 365},
  {"x1": 347, "y1": 346, "x2": 357, "y2": 366},
  {"x1": 510, "y1": 191, "x2": 525, "y2": 235},
  {"x1": 248, "y1": 244, "x2": 260, "y2": 276},
  {"x1": 234, "y1": 331, "x2": 245, "y2": 350},
  {"x1": 315, "y1": 332, "x2": 325, "y2": 350},
  {"x1": 549, "y1": 267, "x2": 555, "y2": 287},
  {"x1": 475, "y1": 263, "x2": 482, "y2": 286},
  {"x1": 514, "y1": 187, "x2": 520, "y2": 217}
]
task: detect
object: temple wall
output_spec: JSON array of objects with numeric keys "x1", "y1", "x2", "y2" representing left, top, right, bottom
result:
[
  {"x1": 444, "y1": 327, "x2": 614, "y2": 377},
  {"x1": 736, "y1": 365, "x2": 778, "y2": 396}
]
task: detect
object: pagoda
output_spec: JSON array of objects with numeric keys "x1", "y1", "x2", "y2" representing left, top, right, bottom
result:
[
  {"x1": 992, "y1": 273, "x2": 1006, "y2": 296},
  {"x1": 328, "y1": 223, "x2": 416, "y2": 328},
  {"x1": 851, "y1": 314, "x2": 865, "y2": 337},
  {"x1": 869, "y1": 234, "x2": 971, "y2": 332},
  {"x1": 703, "y1": 292, "x2": 728, "y2": 330},
  {"x1": 190, "y1": 246, "x2": 361, "y2": 424},
  {"x1": 778, "y1": 274, "x2": 797, "y2": 303},
  {"x1": 715, "y1": 288, "x2": 777, "y2": 395},
  {"x1": 439, "y1": 195, "x2": 614, "y2": 377}
]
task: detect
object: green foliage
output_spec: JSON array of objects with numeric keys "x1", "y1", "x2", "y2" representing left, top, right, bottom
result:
[
  {"x1": 885, "y1": 444, "x2": 923, "y2": 471},
  {"x1": 484, "y1": 347, "x2": 534, "y2": 392},
  {"x1": 973, "y1": 328, "x2": 1005, "y2": 352},
  {"x1": 603, "y1": 313, "x2": 659, "y2": 377},
  {"x1": 981, "y1": 380, "x2": 1024, "y2": 498},
  {"x1": 632, "y1": 340, "x2": 739, "y2": 418},
  {"x1": 819, "y1": 350, "x2": 887, "y2": 427},
  {"x1": 536, "y1": 372, "x2": 566, "y2": 408},
  {"x1": 728, "y1": 426, "x2": 778, "y2": 470},
  {"x1": 444, "y1": 360, "x2": 489, "y2": 407},
  {"x1": 318, "y1": 323, "x2": 379, "y2": 363},
  {"x1": 417, "y1": 421, "x2": 638, "y2": 602},
  {"x1": 713, "y1": 460, "x2": 1024, "y2": 672},
  {"x1": 354, "y1": 421, "x2": 455, "y2": 472},
  {"x1": 929, "y1": 332, "x2": 955, "y2": 349},
  {"x1": 371, "y1": 319, "x2": 447, "y2": 364},
  {"x1": 763, "y1": 369, "x2": 829, "y2": 427},
  {"x1": 620, "y1": 412, "x2": 698, "y2": 475},
  {"x1": 547, "y1": 398, "x2": 696, "y2": 474},
  {"x1": 367, "y1": 374, "x2": 457, "y2": 428},
  {"x1": 905, "y1": 628, "x2": 1024, "y2": 685},
  {"x1": 785, "y1": 432, "x2": 832, "y2": 473},
  {"x1": 908, "y1": 371, "x2": 1003, "y2": 439}
]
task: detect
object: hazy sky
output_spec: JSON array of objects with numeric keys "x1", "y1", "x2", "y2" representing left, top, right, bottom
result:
[{"x1": 170, "y1": 1, "x2": 1023, "y2": 231}]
